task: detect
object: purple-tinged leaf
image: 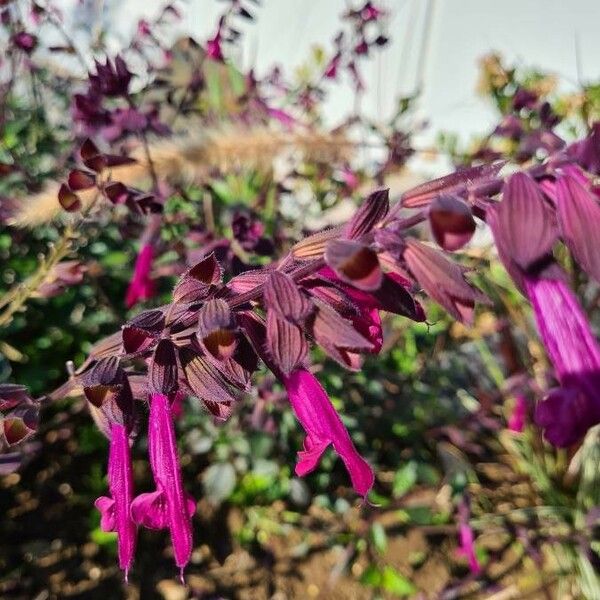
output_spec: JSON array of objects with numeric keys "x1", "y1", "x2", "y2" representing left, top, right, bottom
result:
[
  {"x1": 263, "y1": 271, "x2": 313, "y2": 322},
  {"x1": 228, "y1": 269, "x2": 270, "y2": 293},
  {"x1": 84, "y1": 385, "x2": 132, "y2": 437},
  {"x1": 3, "y1": 406, "x2": 38, "y2": 446},
  {"x1": 429, "y1": 195, "x2": 476, "y2": 251},
  {"x1": 0, "y1": 384, "x2": 32, "y2": 412},
  {"x1": 68, "y1": 169, "x2": 96, "y2": 191},
  {"x1": 58, "y1": 184, "x2": 81, "y2": 212},
  {"x1": 103, "y1": 181, "x2": 129, "y2": 204},
  {"x1": 402, "y1": 162, "x2": 505, "y2": 208},
  {"x1": 84, "y1": 356, "x2": 121, "y2": 386},
  {"x1": 173, "y1": 253, "x2": 222, "y2": 303},
  {"x1": 122, "y1": 326, "x2": 157, "y2": 354},
  {"x1": 127, "y1": 309, "x2": 165, "y2": 332},
  {"x1": 215, "y1": 334, "x2": 259, "y2": 389},
  {"x1": 325, "y1": 239, "x2": 382, "y2": 291},
  {"x1": 84, "y1": 154, "x2": 108, "y2": 173},
  {"x1": 556, "y1": 173, "x2": 600, "y2": 283},
  {"x1": 495, "y1": 172, "x2": 557, "y2": 270},
  {"x1": 309, "y1": 299, "x2": 371, "y2": 370},
  {"x1": 236, "y1": 312, "x2": 279, "y2": 374},
  {"x1": 104, "y1": 154, "x2": 137, "y2": 168},
  {"x1": 197, "y1": 299, "x2": 237, "y2": 360},
  {"x1": 374, "y1": 273, "x2": 426, "y2": 321},
  {"x1": 80, "y1": 138, "x2": 100, "y2": 161},
  {"x1": 81, "y1": 332, "x2": 124, "y2": 366},
  {"x1": 149, "y1": 339, "x2": 179, "y2": 395},
  {"x1": 82, "y1": 357, "x2": 135, "y2": 434},
  {"x1": 311, "y1": 298, "x2": 374, "y2": 351},
  {"x1": 403, "y1": 240, "x2": 487, "y2": 324},
  {"x1": 266, "y1": 311, "x2": 308, "y2": 375},
  {"x1": 181, "y1": 350, "x2": 236, "y2": 406},
  {"x1": 291, "y1": 225, "x2": 343, "y2": 260},
  {"x1": 567, "y1": 122, "x2": 600, "y2": 175},
  {"x1": 202, "y1": 399, "x2": 233, "y2": 420},
  {"x1": 344, "y1": 188, "x2": 389, "y2": 239}
]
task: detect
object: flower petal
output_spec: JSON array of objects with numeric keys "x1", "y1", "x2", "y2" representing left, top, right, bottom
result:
[
  {"x1": 95, "y1": 496, "x2": 116, "y2": 532},
  {"x1": 130, "y1": 489, "x2": 169, "y2": 530},
  {"x1": 284, "y1": 369, "x2": 374, "y2": 497}
]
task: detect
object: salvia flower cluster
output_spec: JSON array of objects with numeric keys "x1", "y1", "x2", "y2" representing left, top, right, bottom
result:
[
  {"x1": 56, "y1": 119, "x2": 600, "y2": 577},
  {"x1": 70, "y1": 185, "x2": 492, "y2": 577}
]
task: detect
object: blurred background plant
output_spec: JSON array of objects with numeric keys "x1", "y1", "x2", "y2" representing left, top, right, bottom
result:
[{"x1": 0, "y1": 1, "x2": 599, "y2": 599}]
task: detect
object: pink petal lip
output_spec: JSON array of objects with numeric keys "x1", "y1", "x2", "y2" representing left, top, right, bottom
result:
[{"x1": 284, "y1": 368, "x2": 374, "y2": 498}]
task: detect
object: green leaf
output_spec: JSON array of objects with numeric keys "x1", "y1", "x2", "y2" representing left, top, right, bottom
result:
[
  {"x1": 202, "y1": 462, "x2": 236, "y2": 505},
  {"x1": 370, "y1": 522, "x2": 387, "y2": 554},
  {"x1": 380, "y1": 566, "x2": 416, "y2": 596},
  {"x1": 360, "y1": 565, "x2": 416, "y2": 597},
  {"x1": 393, "y1": 461, "x2": 418, "y2": 498},
  {"x1": 359, "y1": 564, "x2": 382, "y2": 587}
]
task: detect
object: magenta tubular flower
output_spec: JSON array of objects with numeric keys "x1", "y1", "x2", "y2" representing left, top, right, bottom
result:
[
  {"x1": 526, "y1": 277, "x2": 600, "y2": 446},
  {"x1": 125, "y1": 244, "x2": 155, "y2": 308},
  {"x1": 283, "y1": 368, "x2": 374, "y2": 498},
  {"x1": 507, "y1": 395, "x2": 527, "y2": 433},
  {"x1": 457, "y1": 523, "x2": 481, "y2": 575},
  {"x1": 95, "y1": 423, "x2": 137, "y2": 580},
  {"x1": 130, "y1": 394, "x2": 195, "y2": 577},
  {"x1": 488, "y1": 172, "x2": 600, "y2": 445}
]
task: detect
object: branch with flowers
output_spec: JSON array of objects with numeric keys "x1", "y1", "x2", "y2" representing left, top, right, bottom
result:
[{"x1": 1, "y1": 0, "x2": 600, "y2": 595}]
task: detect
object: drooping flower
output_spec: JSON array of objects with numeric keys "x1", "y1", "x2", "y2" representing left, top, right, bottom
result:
[
  {"x1": 84, "y1": 358, "x2": 137, "y2": 579},
  {"x1": 488, "y1": 172, "x2": 600, "y2": 446},
  {"x1": 456, "y1": 497, "x2": 481, "y2": 574},
  {"x1": 95, "y1": 423, "x2": 137, "y2": 580},
  {"x1": 126, "y1": 244, "x2": 155, "y2": 308},
  {"x1": 130, "y1": 393, "x2": 195, "y2": 578},
  {"x1": 527, "y1": 277, "x2": 600, "y2": 447},
  {"x1": 283, "y1": 368, "x2": 374, "y2": 498},
  {"x1": 457, "y1": 523, "x2": 481, "y2": 575},
  {"x1": 507, "y1": 394, "x2": 527, "y2": 433}
]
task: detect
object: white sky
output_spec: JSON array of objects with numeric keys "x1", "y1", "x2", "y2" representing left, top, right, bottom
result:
[{"x1": 60, "y1": 0, "x2": 600, "y2": 144}]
